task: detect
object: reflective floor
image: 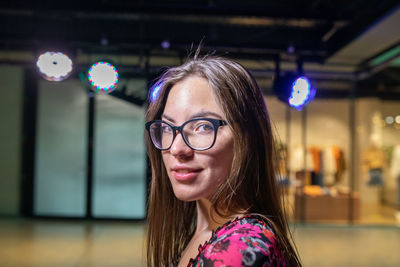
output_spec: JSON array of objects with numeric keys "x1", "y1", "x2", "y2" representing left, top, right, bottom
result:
[
  {"x1": 293, "y1": 224, "x2": 400, "y2": 266},
  {"x1": 0, "y1": 217, "x2": 399, "y2": 267}
]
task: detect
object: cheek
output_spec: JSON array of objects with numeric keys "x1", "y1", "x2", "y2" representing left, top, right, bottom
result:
[
  {"x1": 208, "y1": 139, "x2": 235, "y2": 180},
  {"x1": 161, "y1": 153, "x2": 171, "y2": 172},
  {"x1": 161, "y1": 153, "x2": 167, "y2": 165}
]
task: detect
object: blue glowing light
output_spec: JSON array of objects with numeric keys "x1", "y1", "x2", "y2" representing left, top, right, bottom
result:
[
  {"x1": 161, "y1": 40, "x2": 170, "y2": 49},
  {"x1": 150, "y1": 83, "x2": 162, "y2": 102},
  {"x1": 288, "y1": 76, "x2": 312, "y2": 110}
]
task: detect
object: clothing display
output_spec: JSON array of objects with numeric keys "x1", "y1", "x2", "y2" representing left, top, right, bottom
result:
[
  {"x1": 288, "y1": 145, "x2": 346, "y2": 187},
  {"x1": 309, "y1": 147, "x2": 322, "y2": 174},
  {"x1": 322, "y1": 147, "x2": 337, "y2": 186},
  {"x1": 333, "y1": 146, "x2": 346, "y2": 184},
  {"x1": 289, "y1": 145, "x2": 314, "y2": 173},
  {"x1": 188, "y1": 215, "x2": 286, "y2": 267}
]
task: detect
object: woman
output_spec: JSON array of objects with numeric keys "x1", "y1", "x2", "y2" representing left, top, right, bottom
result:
[{"x1": 145, "y1": 53, "x2": 301, "y2": 267}]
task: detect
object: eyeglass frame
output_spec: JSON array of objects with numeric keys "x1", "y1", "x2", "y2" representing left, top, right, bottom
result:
[{"x1": 145, "y1": 117, "x2": 228, "y2": 151}]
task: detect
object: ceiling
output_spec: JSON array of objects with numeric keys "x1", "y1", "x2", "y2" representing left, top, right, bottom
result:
[{"x1": 0, "y1": 0, "x2": 399, "y2": 98}]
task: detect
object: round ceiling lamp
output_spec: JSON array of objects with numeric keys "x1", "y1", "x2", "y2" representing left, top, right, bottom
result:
[
  {"x1": 87, "y1": 61, "x2": 119, "y2": 94},
  {"x1": 36, "y1": 51, "x2": 73, "y2": 81}
]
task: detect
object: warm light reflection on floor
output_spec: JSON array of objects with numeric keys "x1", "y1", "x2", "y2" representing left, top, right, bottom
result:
[
  {"x1": 0, "y1": 218, "x2": 399, "y2": 266},
  {"x1": 0, "y1": 219, "x2": 146, "y2": 267}
]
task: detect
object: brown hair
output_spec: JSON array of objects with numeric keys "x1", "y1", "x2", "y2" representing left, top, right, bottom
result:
[{"x1": 145, "y1": 54, "x2": 301, "y2": 266}]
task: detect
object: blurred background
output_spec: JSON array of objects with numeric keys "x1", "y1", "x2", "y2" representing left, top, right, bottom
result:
[{"x1": 0, "y1": 1, "x2": 399, "y2": 266}]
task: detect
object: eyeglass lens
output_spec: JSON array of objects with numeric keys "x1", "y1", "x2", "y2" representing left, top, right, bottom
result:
[{"x1": 149, "y1": 120, "x2": 216, "y2": 150}]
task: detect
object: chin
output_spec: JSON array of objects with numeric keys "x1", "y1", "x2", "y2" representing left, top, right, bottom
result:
[
  {"x1": 172, "y1": 187, "x2": 216, "y2": 202},
  {"x1": 172, "y1": 188, "x2": 204, "y2": 202},
  {"x1": 173, "y1": 192, "x2": 198, "y2": 202}
]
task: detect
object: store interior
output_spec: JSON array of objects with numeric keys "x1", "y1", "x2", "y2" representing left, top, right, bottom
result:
[{"x1": 267, "y1": 96, "x2": 400, "y2": 225}]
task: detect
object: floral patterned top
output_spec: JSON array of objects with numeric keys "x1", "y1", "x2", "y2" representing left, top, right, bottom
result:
[{"x1": 187, "y1": 215, "x2": 287, "y2": 267}]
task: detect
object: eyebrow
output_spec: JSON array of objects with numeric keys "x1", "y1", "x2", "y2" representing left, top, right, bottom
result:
[{"x1": 162, "y1": 111, "x2": 223, "y2": 123}]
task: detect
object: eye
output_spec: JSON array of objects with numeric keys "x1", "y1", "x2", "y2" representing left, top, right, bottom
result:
[
  {"x1": 161, "y1": 125, "x2": 172, "y2": 134},
  {"x1": 194, "y1": 122, "x2": 214, "y2": 133}
]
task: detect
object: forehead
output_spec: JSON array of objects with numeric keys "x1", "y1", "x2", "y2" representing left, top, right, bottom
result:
[{"x1": 162, "y1": 76, "x2": 223, "y2": 122}]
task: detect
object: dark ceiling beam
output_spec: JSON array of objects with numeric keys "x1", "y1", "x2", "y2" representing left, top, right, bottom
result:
[
  {"x1": 0, "y1": 56, "x2": 355, "y2": 82},
  {"x1": 1, "y1": 1, "x2": 398, "y2": 64},
  {"x1": 0, "y1": 7, "x2": 331, "y2": 62},
  {"x1": 76, "y1": 13, "x2": 328, "y2": 28},
  {"x1": 250, "y1": 69, "x2": 355, "y2": 82},
  {"x1": 0, "y1": 39, "x2": 327, "y2": 63},
  {"x1": 0, "y1": 2, "x2": 344, "y2": 20},
  {"x1": 0, "y1": 8, "x2": 336, "y2": 28}
]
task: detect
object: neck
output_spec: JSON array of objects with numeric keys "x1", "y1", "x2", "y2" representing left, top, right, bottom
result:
[{"x1": 195, "y1": 199, "x2": 232, "y2": 234}]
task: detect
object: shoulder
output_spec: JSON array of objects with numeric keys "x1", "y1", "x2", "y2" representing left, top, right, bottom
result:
[{"x1": 191, "y1": 215, "x2": 286, "y2": 267}]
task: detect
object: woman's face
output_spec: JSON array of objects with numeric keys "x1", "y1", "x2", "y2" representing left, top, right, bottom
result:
[{"x1": 161, "y1": 76, "x2": 235, "y2": 202}]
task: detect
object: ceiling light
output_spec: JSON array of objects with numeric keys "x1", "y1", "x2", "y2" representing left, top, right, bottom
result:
[
  {"x1": 385, "y1": 116, "x2": 394, "y2": 124},
  {"x1": 274, "y1": 72, "x2": 316, "y2": 110},
  {"x1": 36, "y1": 51, "x2": 73, "y2": 81},
  {"x1": 87, "y1": 61, "x2": 119, "y2": 94}
]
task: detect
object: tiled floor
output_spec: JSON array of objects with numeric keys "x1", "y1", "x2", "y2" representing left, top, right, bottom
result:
[{"x1": 0, "y1": 217, "x2": 399, "y2": 267}]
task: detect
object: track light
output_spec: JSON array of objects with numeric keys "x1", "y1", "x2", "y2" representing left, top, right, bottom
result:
[
  {"x1": 36, "y1": 51, "x2": 73, "y2": 81},
  {"x1": 274, "y1": 72, "x2": 316, "y2": 110},
  {"x1": 87, "y1": 61, "x2": 119, "y2": 94},
  {"x1": 288, "y1": 76, "x2": 314, "y2": 109}
]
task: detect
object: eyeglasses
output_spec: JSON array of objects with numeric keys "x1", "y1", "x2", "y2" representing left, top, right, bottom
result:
[{"x1": 145, "y1": 118, "x2": 227, "y2": 151}]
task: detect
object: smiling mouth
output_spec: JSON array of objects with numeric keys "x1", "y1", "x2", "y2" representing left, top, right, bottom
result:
[
  {"x1": 171, "y1": 169, "x2": 202, "y2": 182},
  {"x1": 175, "y1": 169, "x2": 195, "y2": 173},
  {"x1": 172, "y1": 167, "x2": 202, "y2": 173}
]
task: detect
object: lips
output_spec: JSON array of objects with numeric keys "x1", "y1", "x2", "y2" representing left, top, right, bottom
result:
[{"x1": 171, "y1": 166, "x2": 202, "y2": 182}]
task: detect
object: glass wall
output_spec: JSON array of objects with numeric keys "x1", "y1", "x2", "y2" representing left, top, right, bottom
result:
[
  {"x1": 93, "y1": 94, "x2": 146, "y2": 219},
  {"x1": 34, "y1": 80, "x2": 88, "y2": 217},
  {"x1": 0, "y1": 66, "x2": 23, "y2": 216},
  {"x1": 34, "y1": 78, "x2": 147, "y2": 219}
]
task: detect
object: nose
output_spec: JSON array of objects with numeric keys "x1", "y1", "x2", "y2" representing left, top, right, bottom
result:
[{"x1": 170, "y1": 132, "x2": 194, "y2": 158}]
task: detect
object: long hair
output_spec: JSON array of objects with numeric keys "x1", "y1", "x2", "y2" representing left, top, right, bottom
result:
[{"x1": 145, "y1": 54, "x2": 301, "y2": 266}]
